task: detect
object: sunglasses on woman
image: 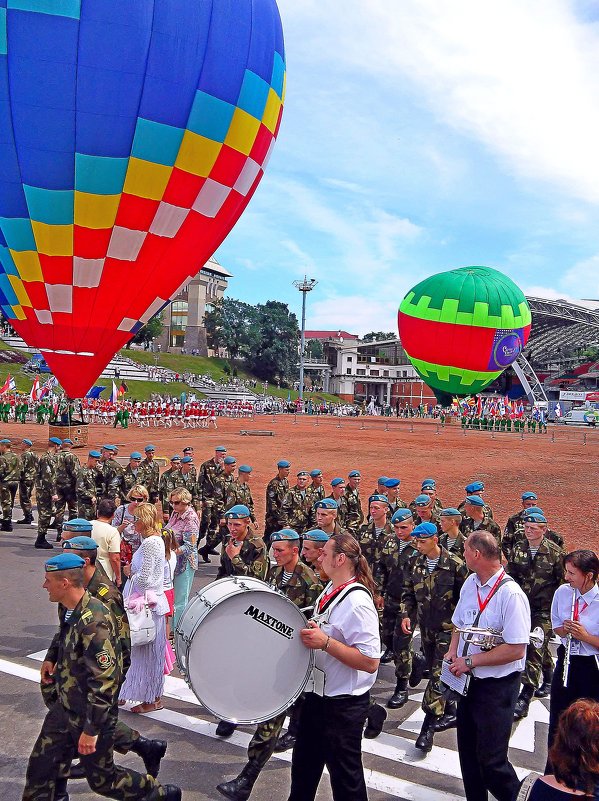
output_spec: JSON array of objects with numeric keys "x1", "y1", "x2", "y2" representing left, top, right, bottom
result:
[{"x1": 130, "y1": 497, "x2": 144, "y2": 502}]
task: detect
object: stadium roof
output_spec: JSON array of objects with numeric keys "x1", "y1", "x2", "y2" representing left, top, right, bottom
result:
[{"x1": 524, "y1": 297, "x2": 599, "y2": 368}]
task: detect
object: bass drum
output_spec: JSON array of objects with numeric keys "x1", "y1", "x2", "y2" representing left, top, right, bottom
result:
[{"x1": 175, "y1": 576, "x2": 314, "y2": 724}]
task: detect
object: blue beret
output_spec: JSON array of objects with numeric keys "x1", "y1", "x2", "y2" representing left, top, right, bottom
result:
[
  {"x1": 62, "y1": 518, "x2": 93, "y2": 533},
  {"x1": 348, "y1": 470, "x2": 361, "y2": 478},
  {"x1": 49, "y1": 437, "x2": 62, "y2": 445},
  {"x1": 62, "y1": 438, "x2": 73, "y2": 445},
  {"x1": 441, "y1": 507, "x2": 462, "y2": 516},
  {"x1": 415, "y1": 494, "x2": 432, "y2": 506},
  {"x1": 225, "y1": 504, "x2": 250, "y2": 519},
  {"x1": 215, "y1": 445, "x2": 227, "y2": 453},
  {"x1": 297, "y1": 470, "x2": 309, "y2": 477},
  {"x1": 465, "y1": 495, "x2": 485, "y2": 507},
  {"x1": 277, "y1": 460, "x2": 291, "y2": 468},
  {"x1": 377, "y1": 476, "x2": 389, "y2": 485},
  {"x1": 310, "y1": 469, "x2": 322, "y2": 478},
  {"x1": 144, "y1": 444, "x2": 155, "y2": 452},
  {"x1": 303, "y1": 529, "x2": 330, "y2": 542},
  {"x1": 369, "y1": 494, "x2": 389, "y2": 505},
  {"x1": 392, "y1": 508, "x2": 413, "y2": 523},
  {"x1": 0, "y1": 438, "x2": 11, "y2": 444},
  {"x1": 102, "y1": 444, "x2": 116, "y2": 452},
  {"x1": 465, "y1": 481, "x2": 484, "y2": 493},
  {"x1": 170, "y1": 455, "x2": 181, "y2": 462},
  {"x1": 385, "y1": 478, "x2": 401, "y2": 488},
  {"x1": 271, "y1": 528, "x2": 300, "y2": 542},
  {"x1": 523, "y1": 512, "x2": 547, "y2": 524},
  {"x1": 314, "y1": 498, "x2": 338, "y2": 510},
  {"x1": 421, "y1": 478, "x2": 436, "y2": 488},
  {"x1": 63, "y1": 536, "x2": 98, "y2": 551},
  {"x1": 331, "y1": 478, "x2": 345, "y2": 487},
  {"x1": 526, "y1": 506, "x2": 544, "y2": 515},
  {"x1": 130, "y1": 452, "x2": 142, "y2": 460},
  {"x1": 22, "y1": 438, "x2": 33, "y2": 446},
  {"x1": 238, "y1": 465, "x2": 252, "y2": 473},
  {"x1": 183, "y1": 447, "x2": 194, "y2": 453},
  {"x1": 223, "y1": 456, "x2": 237, "y2": 465},
  {"x1": 181, "y1": 456, "x2": 193, "y2": 464},
  {"x1": 89, "y1": 450, "x2": 101, "y2": 458},
  {"x1": 412, "y1": 522, "x2": 438, "y2": 539},
  {"x1": 522, "y1": 491, "x2": 538, "y2": 501},
  {"x1": 45, "y1": 553, "x2": 85, "y2": 572}
]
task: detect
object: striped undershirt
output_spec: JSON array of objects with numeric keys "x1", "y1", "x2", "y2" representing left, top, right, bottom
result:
[
  {"x1": 528, "y1": 547, "x2": 539, "y2": 559},
  {"x1": 281, "y1": 570, "x2": 294, "y2": 585},
  {"x1": 445, "y1": 537, "x2": 458, "y2": 550},
  {"x1": 426, "y1": 557, "x2": 439, "y2": 574}
]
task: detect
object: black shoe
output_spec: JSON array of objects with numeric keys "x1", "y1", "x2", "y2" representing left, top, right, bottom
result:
[
  {"x1": 514, "y1": 686, "x2": 534, "y2": 720},
  {"x1": 274, "y1": 732, "x2": 296, "y2": 752},
  {"x1": 16, "y1": 517, "x2": 33, "y2": 524},
  {"x1": 1, "y1": 519, "x2": 12, "y2": 532},
  {"x1": 216, "y1": 762, "x2": 260, "y2": 801},
  {"x1": 34, "y1": 537, "x2": 53, "y2": 550},
  {"x1": 534, "y1": 680, "x2": 551, "y2": 698},
  {"x1": 409, "y1": 652, "x2": 426, "y2": 687},
  {"x1": 364, "y1": 703, "x2": 387, "y2": 739},
  {"x1": 130, "y1": 736, "x2": 167, "y2": 778},
  {"x1": 54, "y1": 777, "x2": 69, "y2": 801},
  {"x1": 433, "y1": 712, "x2": 457, "y2": 731},
  {"x1": 163, "y1": 786, "x2": 182, "y2": 801},
  {"x1": 415, "y1": 714, "x2": 435, "y2": 753},
  {"x1": 387, "y1": 680, "x2": 409, "y2": 709},
  {"x1": 68, "y1": 761, "x2": 86, "y2": 779},
  {"x1": 215, "y1": 720, "x2": 237, "y2": 737},
  {"x1": 198, "y1": 545, "x2": 210, "y2": 563},
  {"x1": 380, "y1": 647, "x2": 394, "y2": 664}
]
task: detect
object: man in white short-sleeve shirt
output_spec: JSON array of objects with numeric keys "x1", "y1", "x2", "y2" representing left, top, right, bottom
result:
[
  {"x1": 445, "y1": 531, "x2": 530, "y2": 801},
  {"x1": 91, "y1": 499, "x2": 121, "y2": 585}
]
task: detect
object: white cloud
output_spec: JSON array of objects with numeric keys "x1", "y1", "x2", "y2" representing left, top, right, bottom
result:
[{"x1": 308, "y1": 295, "x2": 400, "y2": 336}]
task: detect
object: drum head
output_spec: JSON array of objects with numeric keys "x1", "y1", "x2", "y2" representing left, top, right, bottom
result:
[{"x1": 185, "y1": 584, "x2": 313, "y2": 723}]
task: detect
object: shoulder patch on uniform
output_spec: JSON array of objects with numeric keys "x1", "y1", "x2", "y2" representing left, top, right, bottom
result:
[
  {"x1": 80, "y1": 610, "x2": 93, "y2": 624},
  {"x1": 97, "y1": 586, "x2": 108, "y2": 597},
  {"x1": 96, "y1": 650, "x2": 113, "y2": 669}
]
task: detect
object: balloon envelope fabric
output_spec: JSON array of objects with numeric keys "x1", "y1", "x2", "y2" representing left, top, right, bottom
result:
[
  {"x1": 0, "y1": 0, "x2": 285, "y2": 397},
  {"x1": 398, "y1": 266, "x2": 532, "y2": 397}
]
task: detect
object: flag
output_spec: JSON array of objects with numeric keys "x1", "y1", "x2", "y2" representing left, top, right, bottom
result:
[
  {"x1": 86, "y1": 386, "x2": 106, "y2": 399},
  {"x1": 287, "y1": 390, "x2": 291, "y2": 402},
  {"x1": 0, "y1": 374, "x2": 15, "y2": 395},
  {"x1": 118, "y1": 381, "x2": 128, "y2": 397},
  {"x1": 29, "y1": 376, "x2": 40, "y2": 401},
  {"x1": 555, "y1": 402, "x2": 562, "y2": 419},
  {"x1": 39, "y1": 375, "x2": 58, "y2": 399},
  {"x1": 476, "y1": 395, "x2": 483, "y2": 416},
  {"x1": 110, "y1": 380, "x2": 118, "y2": 404}
]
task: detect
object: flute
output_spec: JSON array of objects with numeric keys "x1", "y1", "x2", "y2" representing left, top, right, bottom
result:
[{"x1": 562, "y1": 588, "x2": 576, "y2": 688}]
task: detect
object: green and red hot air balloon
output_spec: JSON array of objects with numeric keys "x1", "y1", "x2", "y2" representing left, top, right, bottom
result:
[{"x1": 398, "y1": 266, "x2": 531, "y2": 404}]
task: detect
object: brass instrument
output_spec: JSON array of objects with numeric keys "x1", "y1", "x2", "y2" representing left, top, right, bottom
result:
[
  {"x1": 562, "y1": 588, "x2": 577, "y2": 688},
  {"x1": 455, "y1": 625, "x2": 544, "y2": 652}
]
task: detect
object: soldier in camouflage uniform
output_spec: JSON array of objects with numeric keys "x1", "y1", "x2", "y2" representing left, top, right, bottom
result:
[
  {"x1": 306, "y1": 497, "x2": 347, "y2": 538},
  {"x1": 357, "y1": 494, "x2": 393, "y2": 600},
  {"x1": 459, "y1": 495, "x2": 502, "y2": 546},
  {"x1": 201, "y1": 455, "x2": 238, "y2": 562},
  {"x1": 300, "y1": 528, "x2": 330, "y2": 584},
  {"x1": 457, "y1": 480, "x2": 494, "y2": 519},
  {"x1": 198, "y1": 444, "x2": 226, "y2": 552},
  {"x1": 278, "y1": 470, "x2": 313, "y2": 535},
  {"x1": 411, "y1": 493, "x2": 441, "y2": 530},
  {"x1": 216, "y1": 528, "x2": 322, "y2": 800},
  {"x1": 307, "y1": 468, "x2": 326, "y2": 506},
  {"x1": 343, "y1": 469, "x2": 364, "y2": 535},
  {"x1": 76, "y1": 450, "x2": 101, "y2": 521},
  {"x1": 34, "y1": 437, "x2": 62, "y2": 549},
  {"x1": 384, "y1": 478, "x2": 407, "y2": 517},
  {"x1": 117, "y1": 452, "x2": 143, "y2": 506},
  {"x1": 54, "y1": 438, "x2": 80, "y2": 538},
  {"x1": 18, "y1": 437, "x2": 38, "y2": 524},
  {"x1": 24, "y1": 552, "x2": 179, "y2": 801},
  {"x1": 502, "y1": 501, "x2": 564, "y2": 560},
  {"x1": 138, "y1": 444, "x2": 160, "y2": 503},
  {"x1": 179, "y1": 455, "x2": 199, "y2": 511},
  {"x1": 381, "y1": 509, "x2": 418, "y2": 708},
  {"x1": 503, "y1": 491, "x2": 539, "y2": 545},
  {"x1": 97, "y1": 444, "x2": 124, "y2": 503},
  {"x1": 507, "y1": 512, "x2": 564, "y2": 719},
  {"x1": 158, "y1": 455, "x2": 182, "y2": 520},
  {"x1": 225, "y1": 465, "x2": 257, "y2": 525},
  {"x1": 400, "y1": 522, "x2": 468, "y2": 752},
  {"x1": 409, "y1": 479, "x2": 444, "y2": 517},
  {"x1": 0, "y1": 438, "x2": 21, "y2": 531},
  {"x1": 438, "y1": 507, "x2": 467, "y2": 558},
  {"x1": 328, "y1": 477, "x2": 349, "y2": 529},
  {"x1": 264, "y1": 459, "x2": 290, "y2": 546}
]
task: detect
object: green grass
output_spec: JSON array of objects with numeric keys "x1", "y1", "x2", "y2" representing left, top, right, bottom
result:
[{"x1": 120, "y1": 349, "x2": 254, "y2": 381}]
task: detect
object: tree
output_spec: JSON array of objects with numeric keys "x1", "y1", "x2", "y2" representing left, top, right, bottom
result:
[
  {"x1": 248, "y1": 301, "x2": 299, "y2": 383},
  {"x1": 204, "y1": 298, "x2": 260, "y2": 360},
  {"x1": 362, "y1": 331, "x2": 396, "y2": 342},
  {"x1": 306, "y1": 338, "x2": 324, "y2": 359},
  {"x1": 126, "y1": 313, "x2": 163, "y2": 349}
]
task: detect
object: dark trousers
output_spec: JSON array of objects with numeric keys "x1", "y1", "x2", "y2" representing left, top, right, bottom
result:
[
  {"x1": 547, "y1": 647, "x2": 599, "y2": 771},
  {"x1": 288, "y1": 691, "x2": 370, "y2": 801},
  {"x1": 456, "y1": 671, "x2": 520, "y2": 801}
]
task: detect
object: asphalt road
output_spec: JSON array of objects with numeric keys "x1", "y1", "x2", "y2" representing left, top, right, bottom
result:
[{"x1": 0, "y1": 520, "x2": 549, "y2": 801}]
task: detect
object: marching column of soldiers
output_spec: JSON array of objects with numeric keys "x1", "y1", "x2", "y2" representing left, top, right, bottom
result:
[{"x1": 0, "y1": 434, "x2": 574, "y2": 801}]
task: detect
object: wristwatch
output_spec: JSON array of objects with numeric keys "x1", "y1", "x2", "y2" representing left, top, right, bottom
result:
[{"x1": 465, "y1": 656, "x2": 473, "y2": 669}]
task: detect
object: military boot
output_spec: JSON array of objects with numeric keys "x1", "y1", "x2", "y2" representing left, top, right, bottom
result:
[
  {"x1": 535, "y1": 668, "x2": 553, "y2": 698},
  {"x1": 433, "y1": 700, "x2": 457, "y2": 731},
  {"x1": 387, "y1": 679, "x2": 409, "y2": 709},
  {"x1": 415, "y1": 712, "x2": 436, "y2": 752},
  {"x1": 274, "y1": 731, "x2": 296, "y2": 752},
  {"x1": 1, "y1": 519, "x2": 12, "y2": 532},
  {"x1": 198, "y1": 544, "x2": 210, "y2": 563},
  {"x1": 54, "y1": 777, "x2": 69, "y2": 801},
  {"x1": 16, "y1": 514, "x2": 33, "y2": 524},
  {"x1": 216, "y1": 760, "x2": 261, "y2": 801},
  {"x1": 409, "y1": 652, "x2": 426, "y2": 687},
  {"x1": 513, "y1": 684, "x2": 534, "y2": 719},
  {"x1": 364, "y1": 702, "x2": 387, "y2": 738},
  {"x1": 130, "y1": 735, "x2": 167, "y2": 778},
  {"x1": 146, "y1": 786, "x2": 181, "y2": 801},
  {"x1": 215, "y1": 720, "x2": 237, "y2": 737},
  {"x1": 34, "y1": 533, "x2": 53, "y2": 549},
  {"x1": 380, "y1": 647, "x2": 394, "y2": 664}
]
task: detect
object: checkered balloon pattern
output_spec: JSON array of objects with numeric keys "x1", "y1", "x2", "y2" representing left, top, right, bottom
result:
[{"x1": 0, "y1": 0, "x2": 285, "y2": 397}]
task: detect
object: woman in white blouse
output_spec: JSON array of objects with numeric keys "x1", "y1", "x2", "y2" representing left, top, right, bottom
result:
[{"x1": 119, "y1": 503, "x2": 169, "y2": 713}]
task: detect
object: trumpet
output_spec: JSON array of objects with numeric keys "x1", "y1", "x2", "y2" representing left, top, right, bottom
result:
[{"x1": 454, "y1": 625, "x2": 545, "y2": 652}]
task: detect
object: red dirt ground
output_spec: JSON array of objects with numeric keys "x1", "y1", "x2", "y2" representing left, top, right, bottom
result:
[{"x1": 4, "y1": 416, "x2": 598, "y2": 550}]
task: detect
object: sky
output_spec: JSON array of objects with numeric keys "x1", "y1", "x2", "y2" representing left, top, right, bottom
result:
[{"x1": 215, "y1": 0, "x2": 599, "y2": 335}]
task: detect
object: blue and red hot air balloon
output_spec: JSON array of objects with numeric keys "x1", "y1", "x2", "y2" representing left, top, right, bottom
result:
[{"x1": 0, "y1": 0, "x2": 285, "y2": 397}]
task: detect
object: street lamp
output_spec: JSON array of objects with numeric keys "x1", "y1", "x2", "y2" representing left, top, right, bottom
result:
[{"x1": 293, "y1": 277, "x2": 318, "y2": 401}]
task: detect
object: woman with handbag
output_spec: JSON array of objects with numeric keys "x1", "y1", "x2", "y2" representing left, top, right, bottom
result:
[
  {"x1": 119, "y1": 502, "x2": 169, "y2": 714},
  {"x1": 166, "y1": 488, "x2": 200, "y2": 628},
  {"x1": 113, "y1": 485, "x2": 149, "y2": 584}
]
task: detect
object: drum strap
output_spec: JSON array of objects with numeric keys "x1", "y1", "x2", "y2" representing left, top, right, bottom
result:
[{"x1": 312, "y1": 584, "x2": 371, "y2": 626}]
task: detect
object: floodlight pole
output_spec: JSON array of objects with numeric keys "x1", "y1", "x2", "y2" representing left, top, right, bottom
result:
[{"x1": 293, "y1": 277, "x2": 318, "y2": 402}]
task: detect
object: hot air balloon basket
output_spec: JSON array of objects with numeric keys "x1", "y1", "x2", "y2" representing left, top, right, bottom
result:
[{"x1": 49, "y1": 424, "x2": 89, "y2": 448}]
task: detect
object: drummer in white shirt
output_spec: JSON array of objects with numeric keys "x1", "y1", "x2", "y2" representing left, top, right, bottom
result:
[
  {"x1": 289, "y1": 532, "x2": 380, "y2": 801},
  {"x1": 445, "y1": 531, "x2": 531, "y2": 801},
  {"x1": 547, "y1": 549, "x2": 599, "y2": 768}
]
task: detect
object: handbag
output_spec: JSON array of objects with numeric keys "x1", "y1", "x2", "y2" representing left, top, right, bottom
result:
[{"x1": 125, "y1": 586, "x2": 156, "y2": 647}]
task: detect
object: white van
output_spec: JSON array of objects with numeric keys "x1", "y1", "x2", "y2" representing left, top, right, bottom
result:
[{"x1": 560, "y1": 408, "x2": 599, "y2": 426}]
